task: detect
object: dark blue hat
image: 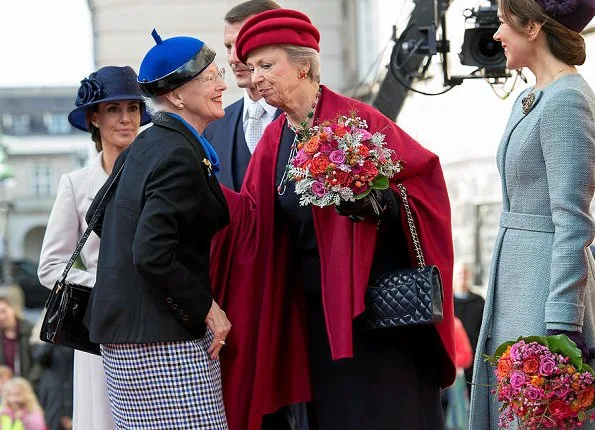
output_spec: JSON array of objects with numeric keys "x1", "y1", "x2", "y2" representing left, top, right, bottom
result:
[
  {"x1": 68, "y1": 66, "x2": 151, "y2": 131},
  {"x1": 138, "y1": 29, "x2": 216, "y2": 97}
]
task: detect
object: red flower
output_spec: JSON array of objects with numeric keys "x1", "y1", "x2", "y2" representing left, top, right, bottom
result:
[
  {"x1": 523, "y1": 356, "x2": 540, "y2": 375},
  {"x1": 328, "y1": 170, "x2": 351, "y2": 187},
  {"x1": 310, "y1": 155, "x2": 330, "y2": 176},
  {"x1": 333, "y1": 125, "x2": 349, "y2": 137},
  {"x1": 362, "y1": 160, "x2": 378, "y2": 178},
  {"x1": 548, "y1": 400, "x2": 574, "y2": 420},
  {"x1": 358, "y1": 145, "x2": 370, "y2": 158}
]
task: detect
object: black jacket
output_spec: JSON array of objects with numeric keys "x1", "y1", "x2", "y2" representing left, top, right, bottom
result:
[{"x1": 84, "y1": 113, "x2": 229, "y2": 343}]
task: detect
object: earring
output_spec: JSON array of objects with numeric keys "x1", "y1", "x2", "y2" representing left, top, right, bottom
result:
[
  {"x1": 298, "y1": 71, "x2": 307, "y2": 79},
  {"x1": 178, "y1": 103, "x2": 184, "y2": 110},
  {"x1": 92, "y1": 122, "x2": 99, "y2": 127}
]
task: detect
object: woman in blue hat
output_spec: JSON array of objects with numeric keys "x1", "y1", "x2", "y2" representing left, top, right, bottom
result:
[
  {"x1": 38, "y1": 65, "x2": 150, "y2": 430},
  {"x1": 83, "y1": 30, "x2": 231, "y2": 429}
]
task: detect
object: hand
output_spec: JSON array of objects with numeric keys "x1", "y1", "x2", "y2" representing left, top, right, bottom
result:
[
  {"x1": 205, "y1": 301, "x2": 231, "y2": 360},
  {"x1": 546, "y1": 329, "x2": 595, "y2": 362},
  {"x1": 335, "y1": 189, "x2": 398, "y2": 222}
]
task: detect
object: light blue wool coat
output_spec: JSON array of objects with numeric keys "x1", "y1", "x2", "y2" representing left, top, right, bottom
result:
[{"x1": 469, "y1": 74, "x2": 595, "y2": 429}]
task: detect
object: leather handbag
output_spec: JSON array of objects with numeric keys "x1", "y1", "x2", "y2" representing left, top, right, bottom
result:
[
  {"x1": 357, "y1": 184, "x2": 444, "y2": 330},
  {"x1": 40, "y1": 164, "x2": 124, "y2": 355}
]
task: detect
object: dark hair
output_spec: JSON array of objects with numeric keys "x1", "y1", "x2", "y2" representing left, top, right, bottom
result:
[
  {"x1": 224, "y1": 0, "x2": 281, "y2": 24},
  {"x1": 499, "y1": 0, "x2": 586, "y2": 65},
  {"x1": 85, "y1": 105, "x2": 102, "y2": 152},
  {"x1": 84, "y1": 102, "x2": 145, "y2": 153}
]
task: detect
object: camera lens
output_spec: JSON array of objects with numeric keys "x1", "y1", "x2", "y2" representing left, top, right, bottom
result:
[{"x1": 471, "y1": 29, "x2": 505, "y2": 66}]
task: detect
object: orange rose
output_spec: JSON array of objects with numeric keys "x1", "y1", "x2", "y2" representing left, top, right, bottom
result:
[
  {"x1": 358, "y1": 145, "x2": 370, "y2": 158},
  {"x1": 304, "y1": 136, "x2": 321, "y2": 155},
  {"x1": 309, "y1": 155, "x2": 330, "y2": 176},
  {"x1": 578, "y1": 387, "x2": 595, "y2": 408},
  {"x1": 530, "y1": 375, "x2": 544, "y2": 386},
  {"x1": 333, "y1": 125, "x2": 349, "y2": 137},
  {"x1": 319, "y1": 131, "x2": 329, "y2": 141},
  {"x1": 497, "y1": 358, "x2": 512, "y2": 378},
  {"x1": 523, "y1": 356, "x2": 539, "y2": 374}
]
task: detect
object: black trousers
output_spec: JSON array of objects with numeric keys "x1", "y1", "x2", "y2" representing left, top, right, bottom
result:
[{"x1": 304, "y1": 292, "x2": 444, "y2": 430}]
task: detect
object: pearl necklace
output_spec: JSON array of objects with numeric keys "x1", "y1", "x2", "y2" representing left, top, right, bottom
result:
[{"x1": 277, "y1": 87, "x2": 321, "y2": 195}]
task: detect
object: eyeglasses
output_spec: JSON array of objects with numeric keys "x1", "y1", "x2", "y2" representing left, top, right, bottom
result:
[{"x1": 193, "y1": 67, "x2": 226, "y2": 84}]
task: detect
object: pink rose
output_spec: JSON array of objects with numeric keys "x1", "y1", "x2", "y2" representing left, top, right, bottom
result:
[
  {"x1": 524, "y1": 385, "x2": 543, "y2": 402},
  {"x1": 293, "y1": 149, "x2": 310, "y2": 167},
  {"x1": 509, "y1": 371, "x2": 527, "y2": 391},
  {"x1": 510, "y1": 343, "x2": 522, "y2": 361},
  {"x1": 355, "y1": 128, "x2": 372, "y2": 141},
  {"x1": 329, "y1": 150, "x2": 346, "y2": 165},
  {"x1": 311, "y1": 181, "x2": 327, "y2": 197},
  {"x1": 540, "y1": 356, "x2": 557, "y2": 376}
]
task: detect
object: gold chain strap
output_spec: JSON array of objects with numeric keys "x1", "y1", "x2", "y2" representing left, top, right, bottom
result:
[{"x1": 397, "y1": 183, "x2": 425, "y2": 268}]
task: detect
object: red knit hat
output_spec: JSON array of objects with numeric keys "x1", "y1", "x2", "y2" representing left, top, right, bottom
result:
[{"x1": 236, "y1": 9, "x2": 320, "y2": 64}]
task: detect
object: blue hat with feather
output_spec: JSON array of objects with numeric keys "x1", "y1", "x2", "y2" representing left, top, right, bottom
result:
[
  {"x1": 138, "y1": 29, "x2": 216, "y2": 97},
  {"x1": 68, "y1": 66, "x2": 151, "y2": 131}
]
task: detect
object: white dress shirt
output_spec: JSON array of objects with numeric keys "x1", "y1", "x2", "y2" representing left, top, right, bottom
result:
[{"x1": 242, "y1": 91, "x2": 277, "y2": 137}]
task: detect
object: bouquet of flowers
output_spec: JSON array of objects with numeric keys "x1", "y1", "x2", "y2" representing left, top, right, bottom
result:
[
  {"x1": 485, "y1": 335, "x2": 595, "y2": 429},
  {"x1": 286, "y1": 114, "x2": 402, "y2": 208}
]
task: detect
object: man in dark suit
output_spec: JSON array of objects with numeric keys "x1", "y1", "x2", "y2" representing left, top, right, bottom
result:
[{"x1": 204, "y1": 0, "x2": 282, "y2": 191}]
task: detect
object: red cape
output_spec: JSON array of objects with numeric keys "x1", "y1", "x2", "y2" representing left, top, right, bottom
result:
[{"x1": 211, "y1": 86, "x2": 456, "y2": 430}]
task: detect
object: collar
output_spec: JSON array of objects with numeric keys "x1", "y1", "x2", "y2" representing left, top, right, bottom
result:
[
  {"x1": 165, "y1": 113, "x2": 220, "y2": 175},
  {"x1": 87, "y1": 152, "x2": 109, "y2": 200},
  {"x1": 242, "y1": 90, "x2": 277, "y2": 122}
]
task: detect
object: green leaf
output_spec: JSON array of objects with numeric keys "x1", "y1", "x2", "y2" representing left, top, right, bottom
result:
[
  {"x1": 370, "y1": 176, "x2": 390, "y2": 190},
  {"x1": 354, "y1": 188, "x2": 371, "y2": 200},
  {"x1": 545, "y1": 334, "x2": 583, "y2": 368},
  {"x1": 578, "y1": 410, "x2": 587, "y2": 422},
  {"x1": 493, "y1": 341, "x2": 515, "y2": 358}
]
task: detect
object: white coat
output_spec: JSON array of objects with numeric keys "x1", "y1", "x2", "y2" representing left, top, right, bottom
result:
[{"x1": 38, "y1": 152, "x2": 115, "y2": 430}]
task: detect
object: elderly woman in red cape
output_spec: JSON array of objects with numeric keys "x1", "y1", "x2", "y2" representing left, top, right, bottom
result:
[{"x1": 210, "y1": 9, "x2": 456, "y2": 430}]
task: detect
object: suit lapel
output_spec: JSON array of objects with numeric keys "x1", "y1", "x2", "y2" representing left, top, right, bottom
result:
[
  {"x1": 498, "y1": 90, "x2": 543, "y2": 210},
  {"x1": 153, "y1": 113, "x2": 228, "y2": 210}
]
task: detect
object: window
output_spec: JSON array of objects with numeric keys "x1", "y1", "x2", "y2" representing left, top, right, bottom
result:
[
  {"x1": 2, "y1": 113, "x2": 31, "y2": 135},
  {"x1": 43, "y1": 112, "x2": 70, "y2": 135},
  {"x1": 32, "y1": 166, "x2": 51, "y2": 197}
]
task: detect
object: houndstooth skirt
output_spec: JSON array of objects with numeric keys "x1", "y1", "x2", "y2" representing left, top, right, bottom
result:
[{"x1": 100, "y1": 330, "x2": 228, "y2": 429}]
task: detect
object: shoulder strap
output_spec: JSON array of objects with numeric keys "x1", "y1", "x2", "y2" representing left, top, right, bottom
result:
[
  {"x1": 397, "y1": 183, "x2": 425, "y2": 268},
  {"x1": 59, "y1": 162, "x2": 125, "y2": 283}
]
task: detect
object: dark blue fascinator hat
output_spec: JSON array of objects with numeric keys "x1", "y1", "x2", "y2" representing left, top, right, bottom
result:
[
  {"x1": 68, "y1": 66, "x2": 151, "y2": 131},
  {"x1": 138, "y1": 29, "x2": 216, "y2": 97},
  {"x1": 537, "y1": 0, "x2": 595, "y2": 32}
]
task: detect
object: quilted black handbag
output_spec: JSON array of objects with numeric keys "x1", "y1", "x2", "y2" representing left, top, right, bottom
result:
[
  {"x1": 357, "y1": 184, "x2": 444, "y2": 330},
  {"x1": 40, "y1": 164, "x2": 124, "y2": 355}
]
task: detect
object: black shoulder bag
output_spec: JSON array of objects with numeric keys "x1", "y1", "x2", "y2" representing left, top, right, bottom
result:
[
  {"x1": 357, "y1": 184, "x2": 444, "y2": 330},
  {"x1": 40, "y1": 163, "x2": 124, "y2": 355}
]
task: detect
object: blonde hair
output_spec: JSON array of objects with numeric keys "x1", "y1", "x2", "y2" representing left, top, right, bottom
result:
[{"x1": 0, "y1": 378, "x2": 43, "y2": 413}]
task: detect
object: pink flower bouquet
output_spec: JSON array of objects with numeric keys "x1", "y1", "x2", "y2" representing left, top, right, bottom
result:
[
  {"x1": 486, "y1": 335, "x2": 595, "y2": 429},
  {"x1": 286, "y1": 115, "x2": 402, "y2": 208}
]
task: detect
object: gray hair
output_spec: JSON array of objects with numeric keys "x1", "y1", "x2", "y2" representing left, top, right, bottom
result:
[
  {"x1": 143, "y1": 95, "x2": 167, "y2": 116},
  {"x1": 279, "y1": 45, "x2": 321, "y2": 83}
]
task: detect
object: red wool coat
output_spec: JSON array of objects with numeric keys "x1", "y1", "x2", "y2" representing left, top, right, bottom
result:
[{"x1": 210, "y1": 86, "x2": 456, "y2": 430}]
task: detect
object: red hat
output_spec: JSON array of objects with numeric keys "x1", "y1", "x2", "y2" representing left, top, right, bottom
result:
[{"x1": 236, "y1": 9, "x2": 320, "y2": 64}]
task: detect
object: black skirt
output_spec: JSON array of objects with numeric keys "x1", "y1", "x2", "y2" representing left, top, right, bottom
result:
[{"x1": 304, "y1": 290, "x2": 444, "y2": 430}]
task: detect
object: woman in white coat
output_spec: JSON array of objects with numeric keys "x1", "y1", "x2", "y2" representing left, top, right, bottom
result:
[{"x1": 38, "y1": 66, "x2": 150, "y2": 430}]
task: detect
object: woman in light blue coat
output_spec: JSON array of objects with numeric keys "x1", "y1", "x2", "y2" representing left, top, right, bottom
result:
[{"x1": 469, "y1": 0, "x2": 595, "y2": 427}]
